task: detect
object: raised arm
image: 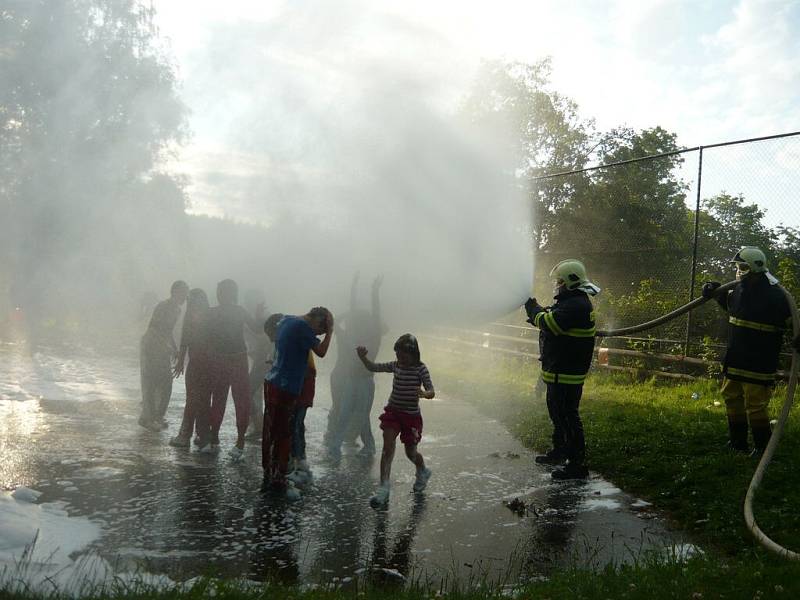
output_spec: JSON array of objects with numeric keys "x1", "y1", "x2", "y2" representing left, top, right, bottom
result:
[
  {"x1": 356, "y1": 346, "x2": 395, "y2": 373},
  {"x1": 311, "y1": 310, "x2": 334, "y2": 358},
  {"x1": 356, "y1": 345, "x2": 379, "y2": 371},
  {"x1": 350, "y1": 271, "x2": 360, "y2": 312},
  {"x1": 371, "y1": 275, "x2": 383, "y2": 319}
]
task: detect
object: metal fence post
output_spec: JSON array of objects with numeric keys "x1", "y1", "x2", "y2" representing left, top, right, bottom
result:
[{"x1": 685, "y1": 146, "x2": 704, "y2": 355}]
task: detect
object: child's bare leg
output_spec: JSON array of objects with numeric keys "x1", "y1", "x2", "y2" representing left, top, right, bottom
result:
[
  {"x1": 380, "y1": 428, "x2": 399, "y2": 485},
  {"x1": 404, "y1": 443, "x2": 425, "y2": 471}
]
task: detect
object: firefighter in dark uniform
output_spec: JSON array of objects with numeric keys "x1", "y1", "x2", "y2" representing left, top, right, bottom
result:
[
  {"x1": 703, "y1": 246, "x2": 796, "y2": 456},
  {"x1": 524, "y1": 259, "x2": 600, "y2": 480}
]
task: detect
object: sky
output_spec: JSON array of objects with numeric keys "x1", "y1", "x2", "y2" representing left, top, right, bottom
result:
[{"x1": 155, "y1": 0, "x2": 800, "y2": 227}]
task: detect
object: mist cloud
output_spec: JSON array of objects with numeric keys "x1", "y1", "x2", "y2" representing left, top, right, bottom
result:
[{"x1": 173, "y1": 0, "x2": 532, "y2": 326}]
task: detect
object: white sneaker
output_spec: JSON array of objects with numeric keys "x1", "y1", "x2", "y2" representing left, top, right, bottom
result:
[
  {"x1": 413, "y1": 467, "x2": 432, "y2": 493},
  {"x1": 289, "y1": 469, "x2": 312, "y2": 486},
  {"x1": 229, "y1": 446, "x2": 244, "y2": 461},
  {"x1": 168, "y1": 435, "x2": 190, "y2": 448},
  {"x1": 198, "y1": 444, "x2": 217, "y2": 454},
  {"x1": 285, "y1": 481, "x2": 301, "y2": 502},
  {"x1": 369, "y1": 484, "x2": 390, "y2": 508}
]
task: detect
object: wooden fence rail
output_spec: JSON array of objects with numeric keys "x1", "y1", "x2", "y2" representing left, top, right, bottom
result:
[{"x1": 422, "y1": 323, "x2": 790, "y2": 382}]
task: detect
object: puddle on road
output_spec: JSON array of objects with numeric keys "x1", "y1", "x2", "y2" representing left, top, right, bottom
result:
[{"x1": 0, "y1": 343, "x2": 684, "y2": 589}]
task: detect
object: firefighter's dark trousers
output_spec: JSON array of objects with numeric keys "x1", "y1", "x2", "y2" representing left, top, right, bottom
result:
[{"x1": 545, "y1": 382, "x2": 586, "y2": 464}]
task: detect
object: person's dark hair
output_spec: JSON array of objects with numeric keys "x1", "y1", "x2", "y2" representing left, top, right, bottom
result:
[
  {"x1": 264, "y1": 313, "x2": 284, "y2": 335},
  {"x1": 394, "y1": 333, "x2": 420, "y2": 364},
  {"x1": 187, "y1": 288, "x2": 209, "y2": 314},
  {"x1": 308, "y1": 306, "x2": 330, "y2": 329},
  {"x1": 217, "y1": 279, "x2": 238, "y2": 304},
  {"x1": 170, "y1": 280, "x2": 189, "y2": 296}
]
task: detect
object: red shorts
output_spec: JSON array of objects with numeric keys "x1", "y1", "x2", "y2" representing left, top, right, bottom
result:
[{"x1": 379, "y1": 406, "x2": 423, "y2": 445}]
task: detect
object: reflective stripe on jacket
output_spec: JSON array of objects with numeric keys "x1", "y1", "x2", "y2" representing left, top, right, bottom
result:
[
  {"x1": 716, "y1": 273, "x2": 790, "y2": 386},
  {"x1": 529, "y1": 289, "x2": 596, "y2": 385}
]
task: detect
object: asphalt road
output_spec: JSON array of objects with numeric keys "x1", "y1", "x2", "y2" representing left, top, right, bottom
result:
[{"x1": 0, "y1": 340, "x2": 683, "y2": 587}]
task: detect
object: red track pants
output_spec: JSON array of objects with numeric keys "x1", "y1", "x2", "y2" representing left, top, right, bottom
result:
[{"x1": 262, "y1": 383, "x2": 297, "y2": 485}]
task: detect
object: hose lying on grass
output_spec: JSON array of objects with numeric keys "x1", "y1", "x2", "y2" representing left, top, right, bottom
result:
[{"x1": 595, "y1": 280, "x2": 800, "y2": 560}]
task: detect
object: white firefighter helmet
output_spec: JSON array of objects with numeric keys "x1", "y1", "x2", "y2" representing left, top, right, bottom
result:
[
  {"x1": 731, "y1": 246, "x2": 768, "y2": 274},
  {"x1": 549, "y1": 259, "x2": 588, "y2": 290}
]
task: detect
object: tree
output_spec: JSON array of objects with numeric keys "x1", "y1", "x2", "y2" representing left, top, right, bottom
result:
[
  {"x1": 461, "y1": 58, "x2": 594, "y2": 252},
  {"x1": 773, "y1": 225, "x2": 800, "y2": 294},
  {"x1": 695, "y1": 193, "x2": 776, "y2": 279},
  {"x1": 775, "y1": 225, "x2": 800, "y2": 264},
  {"x1": 0, "y1": 0, "x2": 187, "y2": 329},
  {"x1": 546, "y1": 127, "x2": 691, "y2": 291}
]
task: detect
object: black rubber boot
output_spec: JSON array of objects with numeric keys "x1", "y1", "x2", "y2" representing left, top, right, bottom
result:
[
  {"x1": 551, "y1": 461, "x2": 589, "y2": 481},
  {"x1": 726, "y1": 419, "x2": 749, "y2": 453},
  {"x1": 749, "y1": 423, "x2": 772, "y2": 458},
  {"x1": 535, "y1": 448, "x2": 567, "y2": 466}
]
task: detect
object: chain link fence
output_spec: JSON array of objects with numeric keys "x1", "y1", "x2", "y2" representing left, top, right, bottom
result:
[{"x1": 428, "y1": 131, "x2": 800, "y2": 380}]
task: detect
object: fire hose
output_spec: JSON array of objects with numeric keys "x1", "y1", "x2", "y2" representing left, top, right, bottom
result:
[{"x1": 595, "y1": 280, "x2": 800, "y2": 559}]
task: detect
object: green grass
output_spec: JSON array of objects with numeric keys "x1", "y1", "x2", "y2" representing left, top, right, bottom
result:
[
  {"x1": 433, "y1": 350, "x2": 800, "y2": 555},
  {"x1": 428, "y1": 348, "x2": 800, "y2": 595},
  {"x1": 3, "y1": 558, "x2": 800, "y2": 600}
]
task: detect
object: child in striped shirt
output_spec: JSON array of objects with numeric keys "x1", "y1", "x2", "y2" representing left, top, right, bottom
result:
[{"x1": 356, "y1": 334, "x2": 435, "y2": 508}]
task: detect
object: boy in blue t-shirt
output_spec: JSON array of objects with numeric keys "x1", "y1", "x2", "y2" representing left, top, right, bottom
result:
[{"x1": 262, "y1": 306, "x2": 333, "y2": 500}]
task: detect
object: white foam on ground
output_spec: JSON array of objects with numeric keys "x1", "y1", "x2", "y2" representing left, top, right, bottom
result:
[
  {"x1": 582, "y1": 498, "x2": 623, "y2": 511},
  {"x1": 113, "y1": 548, "x2": 203, "y2": 559},
  {"x1": 74, "y1": 466, "x2": 125, "y2": 479},
  {"x1": 10, "y1": 487, "x2": 42, "y2": 503},
  {"x1": 585, "y1": 480, "x2": 622, "y2": 496},
  {"x1": 502, "y1": 486, "x2": 547, "y2": 500},
  {"x1": 0, "y1": 349, "x2": 138, "y2": 405},
  {"x1": 0, "y1": 487, "x2": 179, "y2": 596},
  {"x1": 0, "y1": 489, "x2": 98, "y2": 566}
]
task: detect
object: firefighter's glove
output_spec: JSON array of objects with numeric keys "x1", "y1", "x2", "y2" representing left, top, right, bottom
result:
[
  {"x1": 701, "y1": 281, "x2": 722, "y2": 300},
  {"x1": 793, "y1": 334, "x2": 800, "y2": 354},
  {"x1": 524, "y1": 297, "x2": 542, "y2": 320}
]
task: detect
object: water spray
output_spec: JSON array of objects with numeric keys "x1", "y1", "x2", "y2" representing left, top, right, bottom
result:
[{"x1": 596, "y1": 280, "x2": 800, "y2": 559}]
